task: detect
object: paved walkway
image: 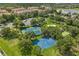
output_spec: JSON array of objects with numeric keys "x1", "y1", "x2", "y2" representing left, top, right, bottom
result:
[
  {"x1": 0, "y1": 52, "x2": 3, "y2": 56},
  {"x1": 23, "y1": 18, "x2": 33, "y2": 26}
]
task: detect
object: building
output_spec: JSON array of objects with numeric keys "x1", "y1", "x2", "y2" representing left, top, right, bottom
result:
[
  {"x1": 11, "y1": 8, "x2": 26, "y2": 14},
  {"x1": 0, "y1": 9, "x2": 10, "y2": 16}
]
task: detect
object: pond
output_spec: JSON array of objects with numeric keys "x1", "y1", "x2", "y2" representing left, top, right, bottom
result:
[
  {"x1": 22, "y1": 27, "x2": 42, "y2": 35},
  {"x1": 33, "y1": 38, "x2": 56, "y2": 49},
  {"x1": 62, "y1": 9, "x2": 79, "y2": 14}
]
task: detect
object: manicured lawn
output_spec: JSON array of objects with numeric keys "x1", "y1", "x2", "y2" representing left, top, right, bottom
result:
[
  {"x1": 0, "y1": 38, "x2": 21, "y2": 56},
  {"x1": 62, "y1": 31, "x2": 70, "y2": 37},
  {"x1": 45, "y1": 18, "x2": 63, "y2": 29},
  {"x1": 42, "y1": 45, "x2": 61, "y2": 56}
]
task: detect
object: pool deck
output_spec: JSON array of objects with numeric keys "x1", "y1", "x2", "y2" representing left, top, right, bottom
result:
[{"x1": 22, "y1": 18, "x2": 33, "y2": 26}]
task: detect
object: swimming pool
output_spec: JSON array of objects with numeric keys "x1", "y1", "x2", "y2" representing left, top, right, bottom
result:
[
  {"x1": 22, "y1": 27, "x2": 42, "y2": 35},
  {"x1": 33, "y1": 38, "x2": 56, "y2": 49}
]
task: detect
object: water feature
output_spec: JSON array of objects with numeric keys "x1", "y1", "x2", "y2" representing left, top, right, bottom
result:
[
  {"x1": 22, "y1": 27, "x2": 42, "y2": 35},
  {"x1": 33, "y1": 37, "x2": 56, "y2": 49}
]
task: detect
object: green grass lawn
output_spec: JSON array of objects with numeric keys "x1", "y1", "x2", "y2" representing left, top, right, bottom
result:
[
  {"x1": 0, "y1": 38, "x2": 21, "y2": 56},
  {"x1": 42, "y1": 45, "x2": 61, "y2": 56},
  {"x1": 62, "y1": 31, "x2": 70, "y2": 37},
  {"x1": 45, "y1": 18, "x2": 63, "y2": 28}
]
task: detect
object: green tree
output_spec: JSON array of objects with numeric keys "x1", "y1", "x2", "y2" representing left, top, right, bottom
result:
[
  {"x1": 32, "y1": 46, "x2": 42, "y2": 56},
  {"x1": 0, "y1": 17, "x2": 6, "y2": 24},
  {"x1": 2, "y1": 14, "x2": 15, "y2": 22},
  {"x1": 13, "y1": 17, "x2": 24, "y2": 29},
  {"x1": 19, "y1": 39, "x2": 32, "y2": 56},
  {"x1": 42, "y1": 27, "x2": 62, "y2": 40},
  {"x1": 57, "y1": 35, "x2": 76, "y2": 56},
  {"x1": 1, "y1": 27, "x2": 19, "y2": 39},
  {"x1": 18, "y1": 33, "x2": 33, "y2": 56}
]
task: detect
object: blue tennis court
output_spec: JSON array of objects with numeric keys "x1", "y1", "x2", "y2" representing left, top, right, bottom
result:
[
  {"x1": 33, "y1": 38, "x2": 56, "y2": 49},
  {"x1": 22, "y1": 27, "x2": 42, "y2": 35}
]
